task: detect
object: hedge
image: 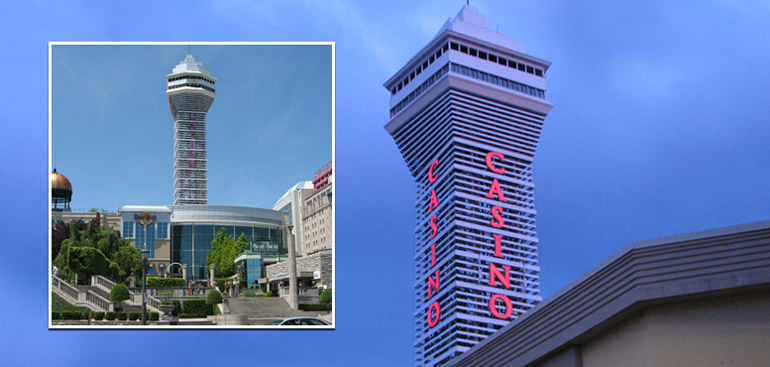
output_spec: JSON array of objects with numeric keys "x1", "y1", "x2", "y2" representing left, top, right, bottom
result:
[
  {"x1": 117, "y1": 312, "x2": 128, "y2": 321},
  {"x1": 128, "y1": 312, "x2": 141, "y2": 321},
  {"x1": 106, "y1": 311, "x2": 117, "y2": 320},
  {"x1": 93, "y1": 312, "x2": 105, "y2": 320},
  {"x1": 299, "y1": 303, "x2": 332, "y2": 312},
  {"x1": 146, "y1": 277, "x2": 186, "y2": 288},
  {"x1": 59, "y1": 311, "x2": 88, "y2": 320},
  {"x1": 149, "y1": 312, "x2": 159, "y2": 321},
  {"x1": 52, "y1": 311, "x2": 60, "y2": 320},
  {"x1": 182, "y1": 299, "x2": 210, "y2": 317},
  {"x1": 178, "y1": 313, "x2": 203, "y2": 319}
]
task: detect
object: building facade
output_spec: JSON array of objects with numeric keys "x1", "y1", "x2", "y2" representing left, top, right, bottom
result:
[
  {"x1": 119, "y1": 205, "x2": 286, "y2": 281},
  {"x1": 167, "y1": 54, "x2": 217, "y2": 206},
  {"x1": 302, "y1": 161, "x2": 332, "y2": 255},
  {"x1": 273, "y1": 181, "x2": 314, "y2": 255},
  {"x1": 384, "y1": 6, "x2": 552, "y2": 366}
]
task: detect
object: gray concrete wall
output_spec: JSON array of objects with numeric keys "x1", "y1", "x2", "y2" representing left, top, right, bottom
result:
[
  {"x1": 581, "y1": 292, "x2": 770, "y2": 367},
  {"x1": 266, "y1": 251, "x2": 332, "y2": 289}
]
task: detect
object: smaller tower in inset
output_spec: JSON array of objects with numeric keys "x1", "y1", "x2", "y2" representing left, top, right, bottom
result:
[
  {"x1": 51, "y1": 168, "x2": 72, "y2": 212},
  {"x1": 167, "y1": 54, "x2": 217, "y2": 205}
]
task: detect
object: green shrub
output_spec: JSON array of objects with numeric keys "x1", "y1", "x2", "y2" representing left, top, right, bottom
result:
[
  {"x1": 106, "y1": 311, "x2": 116, "y2": 320},
  {"x1": 110, "y1": 284, "x2": 130, "y2": 311},
  {"x1": 149, "y1": 312, "x2": 159, "y2": 321},
  {"x1": 206, "y1": 289, "x2": 223, "y2": 306},
  {"x1": 161, "y1": 299, "x2": 182, "y2": 316},
  {"x1": 128, "y1": 312, "x2": 141, "y2": 321},
  {"x1": 299, "y1": 303, "x2": 332, "y2": 312},
  {"x1": 52, "y1": 311, "x2": 60, "y2": 320},
  {"x1": 117, "y1": 312, "x2": 128, "y2": 321},
  {"x1": 146, "y1": 277, "x2": 186, "y2": 288},
  {"x1": 93, "y1": 312, "x2": 105, "y2": 320},
  {"x1": 182, "y1": 299, "x2": 210, "y2": 317},
  {"x1": 320, "y1": 289, "x2": 332, "y2": 304}
]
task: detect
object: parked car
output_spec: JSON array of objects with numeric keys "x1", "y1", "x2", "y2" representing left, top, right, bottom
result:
[{"x1": 268, "y1": 317, "x2": 331, "y2": 326}]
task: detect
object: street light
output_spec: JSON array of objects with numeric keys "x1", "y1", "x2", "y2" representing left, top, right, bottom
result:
[{"x1": 140, "y1": 249, "x2": 149, "y2": 325}]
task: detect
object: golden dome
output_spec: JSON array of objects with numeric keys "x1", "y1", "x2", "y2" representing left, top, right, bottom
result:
[{"x1": 51, "y1": 169, "x2": 72, "y2": 196}]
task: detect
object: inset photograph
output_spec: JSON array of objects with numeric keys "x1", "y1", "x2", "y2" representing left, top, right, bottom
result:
[{"x1": 49, "y1": 43, "x2": 334, "y2": 328}]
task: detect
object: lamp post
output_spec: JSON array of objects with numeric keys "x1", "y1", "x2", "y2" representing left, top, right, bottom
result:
[
  {"x1": 283, "y1": 211, "x2": 298, "y2": 310},
  {"x1": 141, "y1": 249, "x2": 149, "y2": 325}
]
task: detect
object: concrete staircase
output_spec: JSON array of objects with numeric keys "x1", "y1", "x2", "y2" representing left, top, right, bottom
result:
[{"x1": 52, "y1": 275, "x2": 162, "y2": 312}]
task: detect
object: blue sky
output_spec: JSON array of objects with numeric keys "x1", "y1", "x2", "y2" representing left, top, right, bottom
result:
[
  {"x1": 3, "y1": 1, "x2": 770, "y2": 366},
  {"x1": 52, "y1": 44, "x2": 332, "y2": 210}
]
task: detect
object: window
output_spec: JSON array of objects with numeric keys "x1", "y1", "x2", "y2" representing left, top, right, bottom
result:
[{"x1": 123, "y1": 221, "x2": 134, "y2": 238}]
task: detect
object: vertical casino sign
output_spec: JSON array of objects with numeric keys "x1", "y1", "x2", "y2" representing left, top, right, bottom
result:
[
  {"x1": 485, "y1": 151, "x2": 515, "y2": 319},
  {"x1": 425, "y1": 159, "x2": 441, "y2": 327}
]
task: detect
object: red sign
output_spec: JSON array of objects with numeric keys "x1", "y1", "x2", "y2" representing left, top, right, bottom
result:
[{"x1": 425, "y1": 158, "x2": 441, "y2": 328}]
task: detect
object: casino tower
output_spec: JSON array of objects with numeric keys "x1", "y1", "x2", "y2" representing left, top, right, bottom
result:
[
  {"x1": 167, "y1": 54, "x2": 217, "y2": 205},
  {"x1": 384, "y1": 6, "x2": 553, "y2": 366}
]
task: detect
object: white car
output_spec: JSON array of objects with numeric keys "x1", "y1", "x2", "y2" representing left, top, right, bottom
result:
[{"x1": 268, "y1": 317, "x2": 331, "y2": 326}]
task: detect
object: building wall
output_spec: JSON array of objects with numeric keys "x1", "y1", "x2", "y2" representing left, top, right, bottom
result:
[
  {"x1": 302, "y1": 185, "x2": 332, "y2": 255},
  {"x1": 273, "y1": 181, "x2": 313, "y2": 255},
  {"x1": 266, "y1": 251, "x2": 332, "y2": 289},
  {"x1": 580, "y1": 292, "x2": 770, "y2": 367},
  {"x1": 51, "y1": 211, "x2": 121, "y2": 231}
]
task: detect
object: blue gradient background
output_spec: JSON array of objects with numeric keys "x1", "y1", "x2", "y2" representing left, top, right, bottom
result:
[{"x1": 2, "y1": 1, "x2": 769, "y2": 365}]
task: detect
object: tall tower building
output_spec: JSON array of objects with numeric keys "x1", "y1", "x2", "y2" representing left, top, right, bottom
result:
[
  {"x1": 384, "y1": 6, "x2": 552, "y2": 366},
  {"x1": 167, "y1": 54, "x2": 217, "y2": 205}
]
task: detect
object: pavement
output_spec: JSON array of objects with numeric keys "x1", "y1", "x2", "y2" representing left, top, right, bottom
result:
[{"x1": 225, "y1": 297, "x2": 331, "y2": 325}]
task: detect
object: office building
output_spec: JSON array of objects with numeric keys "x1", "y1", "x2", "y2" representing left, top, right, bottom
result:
[
  {"x1": 273, "y1": 181, "x2": 314, "y2": 255},
  {"x1": 167, "y1": 54, "x2": 217, "y2": 205},
  {"x1": 302, "y1": 161, "x2": 332, "y2": 255},
  {"x1": 384, "y1": 6, "x2": 552, "y2": 366}
]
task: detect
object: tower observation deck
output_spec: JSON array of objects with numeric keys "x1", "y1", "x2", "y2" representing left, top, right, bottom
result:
[
  {"x1": 384, "y1": 6, "x2": 553, "y2": 366},
  {"x1": 167, "y1": 54, "x2": 217, "y2": 205}
]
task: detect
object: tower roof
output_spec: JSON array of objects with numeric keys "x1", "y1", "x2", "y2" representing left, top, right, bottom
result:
[
  {"x1": 435, "y1": 5, "x2": 526, "y2": 53},
  {"x1": 169, "y1": 54, "x2": 216, "y2": 79},
  {"x1": 51, "y1": 168, "x2": 72, "y2": 195}
]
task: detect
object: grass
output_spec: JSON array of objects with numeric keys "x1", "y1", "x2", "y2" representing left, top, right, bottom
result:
[{"x1": 51, "y1": 292, "x2": 90, "y2": 312}]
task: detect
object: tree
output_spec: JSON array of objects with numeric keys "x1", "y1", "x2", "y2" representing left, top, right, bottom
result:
[
  {"x1": 52, "y1": 219, "x2": 131, "y2": 282},
  {"x1": 207, "y1": 230, "x2": 250, "y2": 278},
  {"x1": 51, "y1": 220, "x2": 86, "y2": 261},
  {"x1": 110, "y1": 283, "x2": 130, "y2": 311},
  {"x1": 63, "y1": 246, "x2": 114, "y2": 284},
  {"x1": 111, "y1": 245, "x2": 142, "y2": 283}
]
